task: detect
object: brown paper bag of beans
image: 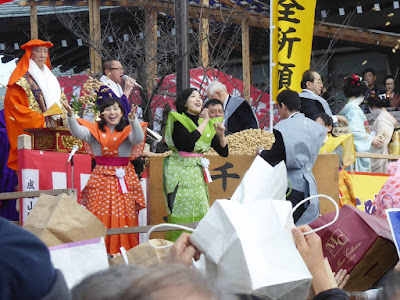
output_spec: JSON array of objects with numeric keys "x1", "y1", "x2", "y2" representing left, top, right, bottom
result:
[
  {"x1": 109, "y1": 239, "x2": 173, "y2": 266},
  {"x1": 23, "y1": 193, "x2": 107, "y2": 247}
]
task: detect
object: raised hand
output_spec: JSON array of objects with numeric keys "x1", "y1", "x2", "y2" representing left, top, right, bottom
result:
[
  {"x1": 61, "y1": 99, "x2": 73, "y2": 117},
  {"x1": 123, "y1": 76, "x2": 136, "y2": 98},
  {"x1": 128, "y1": 104, "x2": 137, "y2": 120},
  {"x1": 200, "y1": 108, "x2": 210, "y2": 122},
  {"x1": 214, "y1": 122, "x2": 225, "y2": 136}
]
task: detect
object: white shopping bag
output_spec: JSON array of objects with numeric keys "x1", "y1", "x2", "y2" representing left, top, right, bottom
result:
[
  {"x1": 189, "y1": 156, "x2": 312, "y2": 299},
  {"x1": 49, "y1": 237, "x2": 109, "y2": 288},
  {"x1": 147, "y1": 157, "x2": 338, "y2": 299},
  {"x1": 190, "y1": 199, "x2": 312, "y2": 299},
  {"x1": 230, "y1": 156, "x2": 287, "y2": 204}
]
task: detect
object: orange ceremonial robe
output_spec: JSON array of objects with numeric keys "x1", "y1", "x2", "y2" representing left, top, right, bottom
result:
[
  {"x1": 4, "y1": 78, "x2": 45, "y2": 170},
  {"x1": 4, "y1": 39, "x2": 62, "y2": 171},
  {"x1": 78, "y1": 119, "x2": 147, "y2": 254}
]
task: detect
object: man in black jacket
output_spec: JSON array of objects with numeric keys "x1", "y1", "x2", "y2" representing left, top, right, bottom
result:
[{"x1": 299, "y1": 70, "x2": 348, "y2": 124}]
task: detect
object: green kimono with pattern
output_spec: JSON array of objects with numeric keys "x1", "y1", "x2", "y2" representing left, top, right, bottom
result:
[{"x1": 163, "y1": 112, "x2": 222, "y2": 241}]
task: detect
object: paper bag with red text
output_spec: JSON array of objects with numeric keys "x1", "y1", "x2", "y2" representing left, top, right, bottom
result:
[{"x1": 310, "y1": 205, "x2": 398, "y2": 291}]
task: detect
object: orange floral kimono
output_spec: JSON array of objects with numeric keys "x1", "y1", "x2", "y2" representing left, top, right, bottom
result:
[{"x1": 78, "y1": 119, "x2": 147, "y2": 254}]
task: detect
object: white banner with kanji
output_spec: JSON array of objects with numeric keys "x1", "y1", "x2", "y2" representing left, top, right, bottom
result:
[{"x1": 18, "y1": 149, "x2": 92, "y2": 225}]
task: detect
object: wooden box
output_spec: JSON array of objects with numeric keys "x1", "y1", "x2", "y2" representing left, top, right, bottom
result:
[
  {"x1": 24, "y1": 127, "x2": 85, "y2": 153},
  {"x1": 147, "y1": 154, "x2": 339, "y2": 238}
]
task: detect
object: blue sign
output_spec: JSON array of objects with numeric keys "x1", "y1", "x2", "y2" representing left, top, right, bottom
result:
[{"x1": 386, "y1": 209, "x2": 400, "y2": 259}]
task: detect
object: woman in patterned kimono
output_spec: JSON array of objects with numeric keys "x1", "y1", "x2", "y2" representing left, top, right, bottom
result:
[
  {"x1": 368, "y1": 95, "x2": 398, "y2": 173},
  {"x1": 62, "y1": 97, "x2": 147, "y2": 254},
  {"x1": 163, "y1": 88, "x2": 228, "y2": 241},
  {"x1": 339, "y1": 74, "x2": 382, "y2": 172}
]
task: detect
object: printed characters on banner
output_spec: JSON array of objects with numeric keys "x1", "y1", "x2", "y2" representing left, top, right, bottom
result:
[
  {"x1": 272, "y1": 0, "x2": 317, "y2": 99},
  {"x1": 18, "y1": 149, "x2": 92, "y2": 225},
  {"x1": 21, "y1": 169, "x2": 40, "y2": 223},
  {"x1": 210, "y1": 162, "x2": 240, "y2": 192}
]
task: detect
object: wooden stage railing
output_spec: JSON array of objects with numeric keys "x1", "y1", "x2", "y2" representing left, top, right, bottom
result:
[
  {"x1": 356, "y1": 152, "x2": 400, "y2": 160},
  {"x1": 0, "y1": 189, "x2": 77, "y2": 201},
  {"x1": 106, "y1": 222, "x2": 199, "y2": 235}
]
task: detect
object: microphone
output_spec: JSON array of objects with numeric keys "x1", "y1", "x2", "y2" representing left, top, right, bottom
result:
[
  {"x1": 67, "y1": 145, "x2": 79, "y2": 163},
  {"x1": 146, "y1": 128, "x2": 162, "y2": 142},
  {"x1": 122, "y1": 75, "x2": 143, "y2": 89}
]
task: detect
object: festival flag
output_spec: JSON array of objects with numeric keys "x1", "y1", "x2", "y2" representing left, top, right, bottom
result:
[
  {"x1": 271, "y1": 0, "x2": 317, "y2": 99},
  {"x1": 271, "y1": 0, "x2": 279, "y2": 104},
  {"x1": 269, "y1": 0, "x2": 279, "y2": 130}
]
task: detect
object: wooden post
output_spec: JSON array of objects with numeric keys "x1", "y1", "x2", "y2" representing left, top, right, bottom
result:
[
  {"x1": 30, "y1": 3, "x2": 38, "y2": 39},
  {"x1": 199, "y1": 0, "x2": 209, "y2": 69},
  {"x1": 241, "y1": 18, "x2": 251, "y2": 103},
  {"x1": 145, "y1": 8, "x2": 158, "y2": 94},
  {"x1": 88, "y1": 0, "x2": 102, "y2": 75},
  {"x1": 175, "y1": 0, "x2": 190, "y2": 93}
]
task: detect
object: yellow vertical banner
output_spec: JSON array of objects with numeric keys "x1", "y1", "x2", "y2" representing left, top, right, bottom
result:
[
  {"x1": 272, "y1": 0, "x2": 317, "y2": 100},
  {"x1": 271, "y1": 0, "x2": 279, "y2": 103}
]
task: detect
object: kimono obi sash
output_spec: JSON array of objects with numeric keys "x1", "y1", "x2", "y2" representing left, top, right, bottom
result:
[
  {"x1": 95, "y1": 156, "x2": 130, "y2": 166},
  {"x1": 178, "y1": 151, "x2": 204, "y2": 157}
]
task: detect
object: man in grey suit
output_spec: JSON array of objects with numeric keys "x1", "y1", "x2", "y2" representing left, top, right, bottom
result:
[
  {"x1": 256, "y1": 89, "x2": 326, "y2": 225},
  {"x1": 205, "y1": 81, "x2": 258, "y2": 134}
]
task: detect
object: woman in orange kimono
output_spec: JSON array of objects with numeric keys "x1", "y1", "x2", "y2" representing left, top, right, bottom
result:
[{"x1": 62, "y1": 97, "x2": 147, "y2": 254}]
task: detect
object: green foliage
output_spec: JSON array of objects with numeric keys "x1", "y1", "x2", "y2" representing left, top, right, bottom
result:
[{"x1": 70, "y1": 95, "x2": 83, "y2": 112}]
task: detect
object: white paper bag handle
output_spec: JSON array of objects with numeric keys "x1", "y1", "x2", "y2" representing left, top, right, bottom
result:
[
  {"x1": 120, "y1": 247, "x2": 129, "y2": 265},
  {"x1": 292, "y1": 194, "x2": 339, "y2": 235},
  {"x1": 146, "y1": 224, "x2": 195, "y2": 249}
]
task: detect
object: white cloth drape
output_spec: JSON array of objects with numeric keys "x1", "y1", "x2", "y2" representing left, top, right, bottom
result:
[
  {"x1": 100, "y1": 75, "x2": 123, "y2": 98},
  {"x1": 28, "y1": 59, "x2": 61, "y2": 110}
]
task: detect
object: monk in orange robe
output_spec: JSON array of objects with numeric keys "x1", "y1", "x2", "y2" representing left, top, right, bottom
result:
[{"x1": 4, "y1": 39, "x2": 67, "y2": 170}]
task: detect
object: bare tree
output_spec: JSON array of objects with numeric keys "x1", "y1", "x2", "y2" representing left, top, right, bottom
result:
[
  {"x1": 311, "y1": 7, "x2": 359, "y2": 114},
  {"x1": 53, "y1": 4, "x2": 248, "y2": 131}
]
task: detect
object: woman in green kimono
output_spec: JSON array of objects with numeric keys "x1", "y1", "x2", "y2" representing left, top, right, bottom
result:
[{"x1": 163, "y1": 88, "x2": 228, "y2": 241}]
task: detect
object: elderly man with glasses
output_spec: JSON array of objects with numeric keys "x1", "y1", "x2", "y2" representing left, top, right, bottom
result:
[
  {"x1": 205, "y1": 81, "x2": 258, "y2": 134},
  {"x1": 97, "y1": 59, "x2": 138, "y2": 119}
]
